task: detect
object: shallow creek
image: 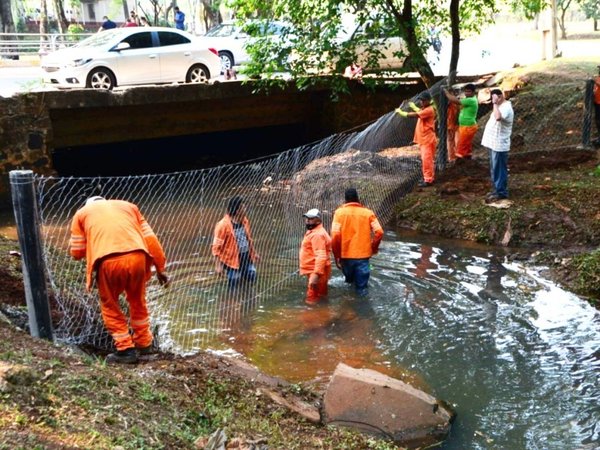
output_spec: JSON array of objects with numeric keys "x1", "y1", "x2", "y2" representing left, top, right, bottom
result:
[{"x1": 206, "y1": 231, "x2": 600, "y2": 450}]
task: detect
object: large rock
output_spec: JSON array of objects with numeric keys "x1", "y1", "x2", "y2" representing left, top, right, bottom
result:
[{"x1": 323, "y1": 363, "x2": 455, "y2": 448}]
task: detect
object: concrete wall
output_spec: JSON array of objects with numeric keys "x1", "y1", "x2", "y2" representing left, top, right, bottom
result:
[{"x1": 0, "y1": 79, "x2": 426, "y2": 208}]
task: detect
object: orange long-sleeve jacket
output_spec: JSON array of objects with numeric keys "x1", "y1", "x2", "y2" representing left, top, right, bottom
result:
[
  {"x1": 331, "y1": 202, "x2": 384, "y2": 260},
  {"x1": 299, "y1": 223, "x2": 332, "y2": 276},
  {"x1": 212, "y1": 214, "x2": 257, "y2": 269},
  {"x1": 414, "y1": 105, "x2": 438, "y2": 146},
  {"x1": 69, "y1": 199, "x2": 167, "y2": 290}
]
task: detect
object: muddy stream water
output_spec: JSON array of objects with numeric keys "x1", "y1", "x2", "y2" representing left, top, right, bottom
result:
[{"x1": 206, "y1": 231, "x2": 600, "y2": 450}]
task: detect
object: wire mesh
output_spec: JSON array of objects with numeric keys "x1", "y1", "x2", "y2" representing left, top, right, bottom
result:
[
  {"x1": 31, "y1": 78, "x2": 588, "y2": 353},
  {"x1": 34, "y1": 103, "x2": 425, "y2": 353}
]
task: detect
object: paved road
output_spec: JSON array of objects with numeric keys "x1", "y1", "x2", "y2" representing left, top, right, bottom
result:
[
  {"x1": 0, "y1": 31, "x2": 597, "y2": 97},
  {"x1": 0, "y1": 65, "x2": 47, "y2": 97}
]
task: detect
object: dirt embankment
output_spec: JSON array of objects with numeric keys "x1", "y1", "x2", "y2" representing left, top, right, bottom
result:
[{"x1": 392, "y1": 59, "x2": 600, "y2": 303}]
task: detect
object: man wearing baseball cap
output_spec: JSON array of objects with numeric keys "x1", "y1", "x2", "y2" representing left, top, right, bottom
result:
[{"x1": 299, "y1": 208, "x2": 332, "y2": 305}]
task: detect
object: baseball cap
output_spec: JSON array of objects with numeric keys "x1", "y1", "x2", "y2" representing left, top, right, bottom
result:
[
  {"x1": 86, "y1": 196, "x2": 105, "y2": 206},
  {"x1": 419, "y1": 91, "x2": 432, "y2": 100},
  {"x1": 303, "y1": 208, "x2": 321, "y2": 219}
]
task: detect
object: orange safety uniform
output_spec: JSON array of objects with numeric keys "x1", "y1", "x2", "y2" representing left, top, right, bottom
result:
[
  {"x1": 446, "y1": 102, "x2": 459, "y2": 161},
  {"x1": 414, "y1": 105, "x2": 438, "y2": 183},
  {"x1": 212, "y1": 214, "x2": 257, "y2": 269},
  {"x1": 456, "y1": 125, "x2": 478, "y2": 158},
  {"x1": 331, "y1": 202, "x2": 384, "y2": 260},
  {"x1": 69, "y1": 199, "x2": 166, "y2": 351},
  {"x1": 299, "y1": 223, "x2": 332, "y2": 303}
]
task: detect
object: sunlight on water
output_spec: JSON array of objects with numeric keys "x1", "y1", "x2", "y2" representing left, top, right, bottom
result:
[{"x1": 182, "y1": 230, "x2": 600, "y2": 450}]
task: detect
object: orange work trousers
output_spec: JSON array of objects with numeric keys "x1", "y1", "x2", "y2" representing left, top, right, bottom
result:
[
  {"x1": 96, "y1": 251, "x2": 153, "y2": 351},
  {"x1": 420, "y1": 141, "x2": 437, "y2": 183},
  {"x1": 456, "y1": 125, "x2": 478, "y2": 158},
  {"x1": 447, "y1": 127, "x2": 458, "y2": 162},
  {"x1": 305, "y1": 266, "x2": 331, "y2": 304}
]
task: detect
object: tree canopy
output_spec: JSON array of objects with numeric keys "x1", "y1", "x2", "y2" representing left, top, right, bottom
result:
[{"x1": 227, "y1": 0, "x2": 552, "y2": 90}]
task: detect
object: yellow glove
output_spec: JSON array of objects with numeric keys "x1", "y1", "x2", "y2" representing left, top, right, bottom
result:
[
  {"x1": 408, "y1": 101, "x2": 420, "y2": 112},
  {"x1": 395, "y1": 108, "x2": 408, "y2": 117}
]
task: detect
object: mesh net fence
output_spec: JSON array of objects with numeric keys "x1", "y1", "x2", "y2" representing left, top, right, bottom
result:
[{"x1": 28, "y1": 78, "x2": 590, "y2": 353}]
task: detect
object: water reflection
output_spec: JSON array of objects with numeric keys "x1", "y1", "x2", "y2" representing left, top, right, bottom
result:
[{"x1": 211, "y1": 232, "x2": 600, "y2": 450}]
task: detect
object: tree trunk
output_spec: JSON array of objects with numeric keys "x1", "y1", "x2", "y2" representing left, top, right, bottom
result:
[
  {"x1": 384, "y1": 0, "x2": 435, "y2": 87},
  {"x1": 52, "y1": 0, "x2": 69, "y2": 33},
  {"x1": 594, "y1": 18, "x2": 597, "y2": 32},
  {"x1": 0, "y1": 0, "x2": 15, "y2": 33},
  {"x1": 40, "y1": 0, "x2": 48, "y2": 35},
  {"x1": 122, "y1": 0, "x2": 129, "y2": 20},
  {"x1": 558, "y1": 10, "x2": 567, "y2": 39},
  {"x1": 201, "y1": 0, "x2": 221, "y2": 33},
  {"x1": 448, "y1": 0, "x2": 460, "y2": 86}
]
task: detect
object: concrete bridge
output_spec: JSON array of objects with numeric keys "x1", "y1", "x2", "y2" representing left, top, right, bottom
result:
[{"x1": 0, "y1": 79, "x2": 426, "y2": 208}]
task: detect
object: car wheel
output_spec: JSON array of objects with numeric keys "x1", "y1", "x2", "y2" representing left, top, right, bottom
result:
[
  {"x1": 218, "y1": 51, "x2": 234, "y2": 73},
  {"x1": 186, "y1": 64, "x2": 210, "y2": 84},
  {"x1": 86, "y1": 68, "x2": 116, "y2": 90}
]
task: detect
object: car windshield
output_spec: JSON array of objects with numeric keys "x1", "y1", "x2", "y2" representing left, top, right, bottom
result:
[
  {"x1": 205, "y1": 24, "x2": 237, "y2": 37},
  {"x1": 75, "y1": 29, "x2": 128, "y2": 48}
]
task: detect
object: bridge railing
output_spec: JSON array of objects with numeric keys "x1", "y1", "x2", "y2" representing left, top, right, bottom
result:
[{"x1": 0, "y1": 33, "x2": 93, "y2": 59}]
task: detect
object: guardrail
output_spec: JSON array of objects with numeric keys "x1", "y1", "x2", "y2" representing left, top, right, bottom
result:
[{"x1": 0, "y1": 33, "x2": 93, "y2": 58}]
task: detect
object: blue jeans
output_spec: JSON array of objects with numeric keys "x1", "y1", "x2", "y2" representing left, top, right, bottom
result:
[
  {"x1": 225, "y1": 252, "x2": 256, "y2": 290},
  {"x1": 489, "y1": 149, "x2": 509, "y2": 198},
  {"x1": 341, "y1": 258, "x2": 371, "y2": 296}
]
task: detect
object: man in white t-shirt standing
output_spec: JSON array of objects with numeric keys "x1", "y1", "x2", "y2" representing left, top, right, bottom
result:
[{"x1": 481, "y1": 89, "x2": 514, "y2": 203}]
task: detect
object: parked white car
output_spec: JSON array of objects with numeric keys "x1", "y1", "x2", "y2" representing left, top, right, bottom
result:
[
  {"x1": 338, "y1": 20, "x2": 406, "y2": 71},
  {"x1": 198, "y1": 20, "x2": 289, "y2": 72},
  {"x1": 41, "y1": 27, "x2": 222, "y2": 90}
]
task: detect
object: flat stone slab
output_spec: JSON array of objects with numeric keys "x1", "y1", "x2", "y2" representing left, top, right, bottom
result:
[{"x1": 323, "y1": 363, "x2": 455, "y2": 448}]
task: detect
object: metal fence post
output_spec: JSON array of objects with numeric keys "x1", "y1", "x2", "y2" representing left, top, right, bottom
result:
[
  {"x1": 581, "y1": 79, "x2": 594, "y2": 148},
  {"x1": 436, "y1": 90, "x2": 449, "y2": 172},
  {"x1": 9, "y1": 170, "x2": 54, "y2": 341}
]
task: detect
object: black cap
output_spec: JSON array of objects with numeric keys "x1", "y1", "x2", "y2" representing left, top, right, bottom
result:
[{"x1": 419, "y1": 91, "x2": 432, "y2": 101}]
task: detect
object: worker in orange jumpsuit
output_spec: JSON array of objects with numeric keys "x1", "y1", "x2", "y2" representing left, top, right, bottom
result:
[
  {"x1": 444, "y1": 83, "x2": 479, "y2": 160},
  {"x1": 331, "y1": 188, "x2": 384, "y2": 296},
  {"x1": 69, "y1": 197, "x2": 169, "y2": 364},
  {"x1": 299, "y1": 208, "x2": 332, "y2": 305},
  {"x1": 396, "y1": 90, "x2": 438, "y2": 187},
  {"x1": 212, "y1": 196, "x2": 259, "y2": 291}
]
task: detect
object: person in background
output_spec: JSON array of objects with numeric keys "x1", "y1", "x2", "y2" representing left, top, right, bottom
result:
[
  {"x1": 593, "y1": 65, "x2": 600, "y2": 146},
  {"x1": 343, "y1": 63, "x2": 363, "y2": 80},
  {"x1": 98, "y1": 16, "x2": 117, "y2": 32},
  {"x1": 331, "y1": 188, "x2": 384, "y2": 296},
  {"x1": 173, "y1": 6, "x2": 186, "y2": 30},
  {"x1": 481, "y1": 88, "x2": 514, "y2": 203},
  {"x1": 299, "y1": 208, "x2": 332, "y2": 305},
  {"x1": 444, "y1": 83, "x2": 479, "y2": 161},
  {"x1": 446, "y1": 88, "x2": 460, "y2": 163},
  {"x1": 212, "y1": 196, "x2": 259, "y2": 291},
  {"x1": 123, "y1": 17, "x2": 138, "y2": 27},
  {"x1": 140, "y1": 16, "x2": 150, "y2": 27},
  {"x1": 130, "y1": 10, "x2": 140, "y2": 26},
  {"x1": 396, "y1": 91, "x2": 438, "y2": 187},
  {"x1": 69, "y1": 197, "x2": 169, "y2": 364}
]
